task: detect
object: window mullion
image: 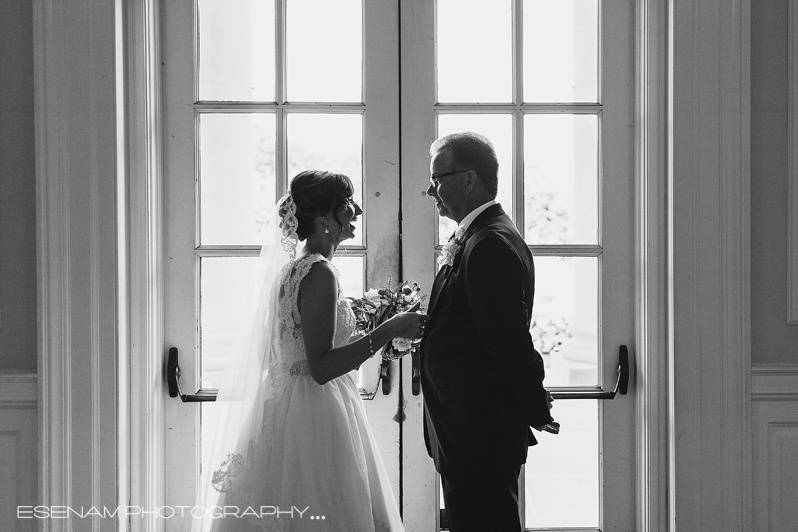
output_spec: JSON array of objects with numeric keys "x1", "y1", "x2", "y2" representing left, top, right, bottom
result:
[
  {"x1": 514, "y1": 109, "x2": 525, "y2": 236},
  {"x1": 275, "y1": 0, "x2": 286, "y2": 104},
  {"x1": 513, "y1": 0, "x2": 525, "y2": 239},
  {"x1": 512, "y1": 0, "x2": 523, "y2": 106},
  {"x1": 275, "y1": 0, "x2": 286, "y2": 197}
]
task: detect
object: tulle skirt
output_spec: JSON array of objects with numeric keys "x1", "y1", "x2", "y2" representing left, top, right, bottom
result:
[{"x1": 196, "y1": 370, "x2": 404, "y2": 532}]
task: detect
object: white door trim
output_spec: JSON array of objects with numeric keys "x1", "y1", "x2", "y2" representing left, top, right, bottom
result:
[
  {"x1": 668, "y1": 0, "x2": 752, "y2": 529},
  {"x1": 635, "y1": 0, "x2": 669, "y2": 530},
  {"x1": 121, "y1": 0, "x2": 167, "y2": 530}
]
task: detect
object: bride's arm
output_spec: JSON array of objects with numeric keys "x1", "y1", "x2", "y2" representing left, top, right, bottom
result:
[{"x1": 299, "y1": 261, "x2": 419, "y2": 385}]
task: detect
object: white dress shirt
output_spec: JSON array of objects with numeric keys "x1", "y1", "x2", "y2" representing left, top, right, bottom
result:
[
  {"x1": 456, "y1": 199, "x2": 499, "y2": 236},
  {"x1": 438, "y1": 200, "x2": 500, "y2": 267}
]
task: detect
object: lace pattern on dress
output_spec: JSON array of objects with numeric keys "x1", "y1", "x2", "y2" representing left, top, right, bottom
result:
[{"x1": 276, "y1": 253, "x2": 351, "y2": 345}]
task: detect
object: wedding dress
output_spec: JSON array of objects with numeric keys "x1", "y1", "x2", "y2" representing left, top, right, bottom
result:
[{"x1": 193, "y1": 252, "x2": 404, "y2": 532}]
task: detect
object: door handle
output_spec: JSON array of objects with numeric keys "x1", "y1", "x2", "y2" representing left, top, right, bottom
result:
[
  {"x1": 380, "y1": 358, "x2": 391, "y2": 395},
  {"x1": 549, "y1": 345, "x2": 630, "y2": 400},
  {"x1": 408, "y1": 346, "x2": 629, "y2": 399},
  {"x1": 166, "y1": 347, "x2": 217, "y2": 402},
  {"x1": 411, "y1": 352, "x2": 421, "y2": 396},
  {"x1": 167, "y1": 346, "x2": 398, "y2": 402}
]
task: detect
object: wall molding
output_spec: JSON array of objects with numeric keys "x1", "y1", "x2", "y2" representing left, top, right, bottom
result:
[
  {"x1": 788, "y1": 0, "x2": 798, "y2": 324},
  {"x1": 751, "y1": 368, "x2": 798, "y2": 530},
  {"x1": 669, "y1": 0, "x2": 751, "y2": 530},
  {"x1": 752, "y1": 364, "x2": 798, "y2": 400},
  {"x1": 33, "y1": 0, "x2": 120, "y2": 528},
  {"x1": 0, "y1": 379, "x2": 37, "y2": 532},
  {"x1": 0, "y1": 373, "x2": 37, "y2": 408}
]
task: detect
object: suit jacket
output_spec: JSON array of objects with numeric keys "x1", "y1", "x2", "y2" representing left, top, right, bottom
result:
[{"x1": 419, "y1": 204, "x2": 553, "y2": 475}]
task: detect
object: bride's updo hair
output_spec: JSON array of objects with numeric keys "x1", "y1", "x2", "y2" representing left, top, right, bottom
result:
[{"x1": 287, "y1": 170, "x2": 355, "y2": 240}]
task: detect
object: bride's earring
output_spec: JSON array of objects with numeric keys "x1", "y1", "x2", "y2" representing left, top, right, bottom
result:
[{"x1": 322, "y1": 218, "x2": 330, "y2": 234}]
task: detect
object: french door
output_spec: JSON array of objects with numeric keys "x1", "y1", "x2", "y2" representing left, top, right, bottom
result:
[
  {"x1": 399, "y1": 1, "x2": 636, "y2": 530},
  {"x1": 161, "y1": 1, "x2": 636, "y2": 531},
  {"x1": 161, "y1": 0, "x2": 402, "y2": 529}
]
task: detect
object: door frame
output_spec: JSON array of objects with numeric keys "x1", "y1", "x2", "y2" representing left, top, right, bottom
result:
[
  {"x1": 634, "y1": 0, "x2": 669, "y2": 530},
  {"x1": 122, "y1": 0, "x2": 671, "y2": 529},
  {"x1": 122, "y1": 1, "x2": 167, "y2": 530}
]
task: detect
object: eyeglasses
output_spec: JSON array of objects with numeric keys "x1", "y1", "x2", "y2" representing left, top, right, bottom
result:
[{"x1": 429, "y1": 168, "x2": 471, "y2": 188}]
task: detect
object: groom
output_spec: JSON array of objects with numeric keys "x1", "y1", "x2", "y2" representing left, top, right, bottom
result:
[{"x1": 420, "y1": 132, "x2": 558, "y2": 532}]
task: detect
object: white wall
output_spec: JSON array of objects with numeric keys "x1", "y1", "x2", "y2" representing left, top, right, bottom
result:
[{"x1": 0, "y1": 0, "x2": 37, "y2": 372}]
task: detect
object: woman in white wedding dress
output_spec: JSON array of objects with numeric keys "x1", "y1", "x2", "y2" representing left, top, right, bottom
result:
[{"x1": 192, "y1": 171, "x2": 424, "y2": 532}]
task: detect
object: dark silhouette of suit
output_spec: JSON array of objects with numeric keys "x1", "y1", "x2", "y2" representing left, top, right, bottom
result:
[{"x1": 420, "y1": 204, "x2": 552, "y2": 532}]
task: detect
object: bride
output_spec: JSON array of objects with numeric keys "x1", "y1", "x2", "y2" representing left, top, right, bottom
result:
[{"x1": 192, "y1": 170, "x2": 425, "y2": 531}]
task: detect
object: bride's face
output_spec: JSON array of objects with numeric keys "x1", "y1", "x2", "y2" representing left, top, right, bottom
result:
[{"x1": 332, "y1": 196, "x2": 362, "y2": 242}]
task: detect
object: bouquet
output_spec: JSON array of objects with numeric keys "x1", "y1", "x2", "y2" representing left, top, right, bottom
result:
[{"x1": 348, "y1": 281, "x2": 424, "y2": 360}]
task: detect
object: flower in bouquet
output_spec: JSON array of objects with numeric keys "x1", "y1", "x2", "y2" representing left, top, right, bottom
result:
[
  {"x1": 348, "y1": 280, "x2": 425, "y2": 360},
  {"x1": 390, "y1": 337, "x2": 415, "y2": 353}
]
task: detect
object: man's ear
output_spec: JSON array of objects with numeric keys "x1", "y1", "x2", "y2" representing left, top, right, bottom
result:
[{"x1": 464, "y1": 169, "x2": 478, "y2": 193}]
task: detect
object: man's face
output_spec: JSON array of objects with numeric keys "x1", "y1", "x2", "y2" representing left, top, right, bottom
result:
[{"x1": 427, "y1": 151, "x2": 467, "y2": 222}]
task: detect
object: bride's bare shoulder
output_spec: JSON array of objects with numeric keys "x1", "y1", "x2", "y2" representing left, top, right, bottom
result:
[{"x1": 298, "y1": 259, "x2": 336, "y2": 296}]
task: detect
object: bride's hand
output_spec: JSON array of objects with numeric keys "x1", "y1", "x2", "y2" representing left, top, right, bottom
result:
[{"x1": 386, "y1": 309, "x2": 428, "y2": 339}]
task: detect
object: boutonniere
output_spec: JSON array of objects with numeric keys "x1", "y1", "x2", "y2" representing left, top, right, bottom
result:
[{"x1": 438, "y1": 228, "x2": 465, "y2": 268}]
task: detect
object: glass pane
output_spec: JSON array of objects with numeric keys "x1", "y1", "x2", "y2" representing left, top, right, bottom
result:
[
  {"x1": 524, "y1": 114, "x2": 598, "y2": 245},
  {"x1": 437, "y1": 0, "x2": 512, "y2": 102},
  {"x1": 531, "y1": 256, "x2": 597, "y2": 387},
  {"x1": 524, "y1": 400, "x2": 599, "y2": 528},
  {"x1": 523, "y1": 0, "x2": 599, "y2": 103},
  {"x1": 331, "y1": 255, "x2": 365, "y2": 298},
  {"x1": 437, "y1": 114, "x2": 513, "y2": 245},
  {"x1": 200, "y1": 256, "x2": 262, "y2": 480},
  {"x1": 199, "y1": 113, "x2": 276, "y2": 245},
  {"x1": 197, "y1": 0, "x2": 275, "y2": 101},
  {"x1": 286, "y1": 0, "x2": 362, "y2": 102},
  {"x1": 199, "y1": 257, "x2": 261, "y2": 390},
  {"x1": 287, "y1": 113, "x2": 363, "y2": 245}
]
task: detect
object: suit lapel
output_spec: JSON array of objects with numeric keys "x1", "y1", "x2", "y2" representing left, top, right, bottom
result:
[{"x1": 426, "y1": 265, "x2": 449, "y2": 317}]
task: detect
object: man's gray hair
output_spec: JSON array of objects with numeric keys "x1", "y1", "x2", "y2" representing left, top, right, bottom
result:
[{"x1": 430, "y1": 132, "x2": 499, "y2": 198}]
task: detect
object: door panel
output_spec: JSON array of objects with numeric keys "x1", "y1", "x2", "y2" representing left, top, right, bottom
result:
[
  {"x1": 400, "y1": 1, "x2": 636, "y2": 530},
  {"x1": 162, "y1": 1, "x2": 400, "y2": 529}
]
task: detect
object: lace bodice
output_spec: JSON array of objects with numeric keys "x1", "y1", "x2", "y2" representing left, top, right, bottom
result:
[{"x1": 272, "y1": 253, "x2": 356, "y2": 377}]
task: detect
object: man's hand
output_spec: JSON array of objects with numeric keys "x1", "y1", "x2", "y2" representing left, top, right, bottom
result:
[
  {"x1": 533, "y1": 390, "x2": 559, "y2": 434},
  {"x1": 533, "y1": 420, "x2": 560, "y2": 434}
]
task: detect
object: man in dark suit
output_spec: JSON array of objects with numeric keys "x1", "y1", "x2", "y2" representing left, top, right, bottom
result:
[{"x1": 420, "y1": 132, "x2": 558, "y2": 532}]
